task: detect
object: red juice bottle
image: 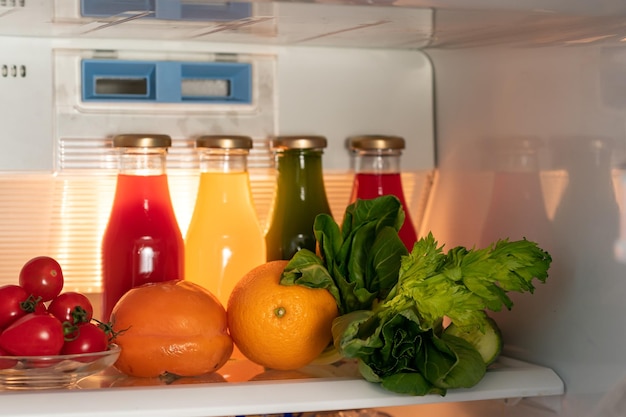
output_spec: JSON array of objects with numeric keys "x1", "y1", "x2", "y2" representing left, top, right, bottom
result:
[
  {"x1": 348, "y1": 135, "x2": 417, "y2": 250},
  {"x1": 101, "y1": 134, "x2": 184, "y2": 321}
]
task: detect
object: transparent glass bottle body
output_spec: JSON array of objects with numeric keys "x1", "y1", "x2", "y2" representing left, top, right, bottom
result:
[
  {"x1": 101, "y1": 135, "x2": 184, "y2": 321},
  {"x1": 185, "y1": 136, "x2": 266, "y2": 307},
  {"x1": 478, "y1": 137, "x2": 552, "y2": 248}
]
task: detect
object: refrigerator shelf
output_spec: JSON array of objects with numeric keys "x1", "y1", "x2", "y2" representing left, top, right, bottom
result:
[{"x1": 0, "y1": 356, "x2": 564, "y2": 417}]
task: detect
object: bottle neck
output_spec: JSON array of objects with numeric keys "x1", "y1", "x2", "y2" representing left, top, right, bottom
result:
[
  {"x1": 199, "y1": 149, "x2": 249, "y2": 173},
  {"x1": 353, "y1": 149, "x2": 402, "y2": 174},
  {"x1": 275, "y1": 149, "x2": 324, "y2": 181},
  {"x1": 119, "y1": 147, "x2": 168, "y2": 176},
  {"x1": 274, "y1": 149, "x2": 329, "y2": 203}
]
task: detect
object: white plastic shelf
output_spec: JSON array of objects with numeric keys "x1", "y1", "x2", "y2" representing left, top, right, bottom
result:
[{"x1": 0, "y1": 357, "x2": 564, "y2": 417}]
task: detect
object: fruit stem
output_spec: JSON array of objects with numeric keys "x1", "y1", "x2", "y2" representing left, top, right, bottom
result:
[
  {"x1": 159, "y1": 372, "x2": 182, "y2": 385},
  {"x1": 274, "y1": 307, "x2": 286, "y2": 318},
  {"x1": 71, "y1": 306, "x2": 91, "y2": 325},
  {"x1": 93, "y1": 318, "x2": 129, "y2": 343},
  {"x1": 19, "y1": 295, "x2": 42, "y2": 313}
]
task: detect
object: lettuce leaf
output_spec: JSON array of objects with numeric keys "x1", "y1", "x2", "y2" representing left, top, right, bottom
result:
[
  {"x1": 281, "y1": 196, "x2": 408, "y2": 315},
  {"x1": 282, "y1": 195, "x2": 552, "y2": 397},
  {"x1": 333, "y1": 309, "x2": 486, "y2": 396},
  {"x1": 336, "y1": 232, "x2": 551, "y2": 396}
]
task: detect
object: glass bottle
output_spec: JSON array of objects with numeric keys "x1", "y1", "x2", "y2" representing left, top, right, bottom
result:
[
  {"x1": 265, "y1": 135, "x2": 332, "y2": 261},
  {"x1": 348, "y1": 135, "x2": 418, "y2": 251},
  {"x1": 185, "y1": 135, "x2": 266, "y2": 307},
  {"x1": 478, "y1": 136, "x2": 552, "y2": 249},
  {"x1": 101, "y1": 134, "x2": 184, "y2": 321}
]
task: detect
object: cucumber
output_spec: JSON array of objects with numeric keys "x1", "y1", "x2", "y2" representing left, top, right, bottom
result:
[{"x1": 444, "y1": 316, "x2": 503, "y2": 366}]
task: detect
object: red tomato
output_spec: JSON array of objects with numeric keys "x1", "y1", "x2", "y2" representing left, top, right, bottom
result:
[
  {"x1": 48, "y1": 292, "x2": 93, "y2": 325},
  {"x1": 0, "y1": 313, "x2": 64, "y2": 356},
  {"x1": 19, "y1": 256, "x2": 64, "y2": 302},
  {"x1": 61, "y1": 322, "x2": 108, "y2": 355},
  {"x1": 0, "y1": 285, "x2": 29, "y2": 330},
  {"x1": 0, "y1": 347, "x2": 17, "y2": 370},
  {"x1": 33, "y1": 300, "x2": 48, "y2": 315}
]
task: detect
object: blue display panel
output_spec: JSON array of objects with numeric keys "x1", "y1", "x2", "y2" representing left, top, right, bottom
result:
[
  {"x1": 82, "y1": 60, "x2": 253, "y2": 104},
  {"x1": 81, "y1": 0, "x2": 252, "y2": 22}
]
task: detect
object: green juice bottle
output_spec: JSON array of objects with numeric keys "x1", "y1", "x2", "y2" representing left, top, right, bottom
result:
[{"x1": 264, "y1": 136, "x2": 332, "y2": 261}]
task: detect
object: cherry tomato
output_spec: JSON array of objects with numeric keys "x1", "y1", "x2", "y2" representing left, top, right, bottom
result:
[
  {"x1": 33, "y1": 299, "x2": 48, "y2": 315},
  {"x1": 61, "y1": 322, "x2": 108, "y2": 355},
  {"x1": 0, "y1": 285, "x2": 29, "y2": 330},
  {"x1": 0, "y1": 313, "x2": 64, "y2": 356},
  {"x1": 19, "y1": 256, "x2": 64, "y2": 302},
  {"x1": 0, "y1": 347, "x2": 17, "y2": 370},
  {"x1": 48, "y1": 292, "x2": 94, "y2": 325}
]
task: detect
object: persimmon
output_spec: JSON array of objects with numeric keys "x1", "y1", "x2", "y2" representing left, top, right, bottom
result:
[{"x1": 111, "y1": 280, "x2": 233, "y2": 378}]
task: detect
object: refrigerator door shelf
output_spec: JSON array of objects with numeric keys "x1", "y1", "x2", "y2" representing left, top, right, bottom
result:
[{"x1": 0, "y1": 356, "x2": 564, "y2": 417}]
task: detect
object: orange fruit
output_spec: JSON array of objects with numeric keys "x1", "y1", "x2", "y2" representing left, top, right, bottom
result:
[
  {"x1": 110, "y1": 280, "x2": 233, "y2": 378},
  {"x1": 227, "y1": 260, "x2": 339, "y2": 371}
]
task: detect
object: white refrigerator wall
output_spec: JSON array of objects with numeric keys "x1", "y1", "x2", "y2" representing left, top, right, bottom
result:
[{"x1": 421, "y1": 44, "x2": 626, "y2": 416}]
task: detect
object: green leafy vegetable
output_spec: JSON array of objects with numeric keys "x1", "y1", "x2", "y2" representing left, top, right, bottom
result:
[
  {"x1": 336, "y1": 232, "x2": 551, "y2": 396},
  {"x1": 387, "y1": 235, "x2": 551, "y2": 331},
  {"x1": 281, "y1": 196, "x2": 408, "y2": 315},
  {"x1": 281, "y1": 195, "x2": 552, "y2": 396}
]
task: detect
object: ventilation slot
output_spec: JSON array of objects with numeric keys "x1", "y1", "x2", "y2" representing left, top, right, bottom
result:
[
  {"x1": 0, "y1": 0, "x2": 25, "y2": 8},
  {"x1": 58, "y1": 137, "x2": 272, "y2": 171},
  {"x1": 1, "y1": 64, "x2": 26, "y2": 78}
]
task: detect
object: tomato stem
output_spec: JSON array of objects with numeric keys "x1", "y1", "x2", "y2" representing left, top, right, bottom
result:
[
  {"x1": 70, "y1": 306, "x2": 91, "y2": 325},
  {"x1": 92, "y1": 318, "x2": 129, "y2": 343},
  {"x1": 61, "y1": 306, "x2": 96, "y2": 342},
  {"x1": 19, "y1": 295, "x2": 42, "y2": 313},
  {"x1": 63, "y1": 321, "x2": 80, "y2": 341}
]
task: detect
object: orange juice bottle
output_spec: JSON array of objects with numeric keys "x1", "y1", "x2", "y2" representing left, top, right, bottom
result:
[{"x1": 185, "y1": 135, "x2": 266, "y2": 307}]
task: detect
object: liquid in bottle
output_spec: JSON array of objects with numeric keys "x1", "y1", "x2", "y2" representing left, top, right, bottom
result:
[
  {"x1": 265, "y1": 136, "x2": 333, "y2": 261},
  {"x1": 185, "y1": 135, "x2": 266, "y2": 307},
  {"x1": 101, "y1": 134, "x2": 184, "y2": 321}
]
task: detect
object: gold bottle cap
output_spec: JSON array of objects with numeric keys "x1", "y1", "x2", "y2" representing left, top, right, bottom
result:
[
  {"x1": 271, "y1": 135, "x2": 327, "y2": 150},
  {"x1": 196, "y1": 135, "x2": 253, "y2": 150},
  {"x1": 113, "y1": 134, "x2": 172, "y2": 148},
  {"x1": 348, "y1": 135, "x2": 405, "y2": 150}
]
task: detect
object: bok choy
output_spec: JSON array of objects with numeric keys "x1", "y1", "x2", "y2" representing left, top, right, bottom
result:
[{"x1": 281, "y1": 196, "x2": 552, "y2": 396}]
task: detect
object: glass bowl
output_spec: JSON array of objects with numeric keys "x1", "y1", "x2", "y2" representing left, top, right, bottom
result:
[{"x1": 0, "y1": 344, "x2": 121, "y2": 390}]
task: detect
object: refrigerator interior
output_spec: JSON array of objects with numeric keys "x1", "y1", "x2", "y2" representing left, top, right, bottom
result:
[{"x1": 2, "y1": 1, "x2": 626, "y2": 416}]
